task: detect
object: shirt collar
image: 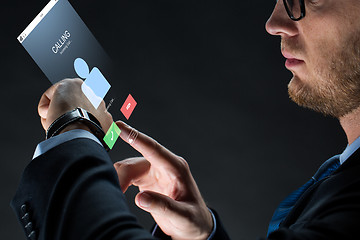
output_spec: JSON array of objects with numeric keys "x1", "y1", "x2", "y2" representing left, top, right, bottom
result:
[{"x1": 339, "y1": 135, "x2": 360, "y2": 165}]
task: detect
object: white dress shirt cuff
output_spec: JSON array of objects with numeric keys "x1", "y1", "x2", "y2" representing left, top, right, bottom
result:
[
  {"x1": 207, "y1": 208, "x2": 217, "y2": 240},
  {"x1": 32, "y1": 129, "x2": 102, "y2": 160}
]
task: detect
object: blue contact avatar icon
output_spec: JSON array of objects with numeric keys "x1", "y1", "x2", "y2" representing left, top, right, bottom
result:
[{"x1": 74, "y1": 57, "x2": 111, "y2": 109}]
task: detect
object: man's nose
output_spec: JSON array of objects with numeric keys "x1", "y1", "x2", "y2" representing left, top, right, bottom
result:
[{"x1": 265, "y1": 0, "x2": 298, "y2": 37}]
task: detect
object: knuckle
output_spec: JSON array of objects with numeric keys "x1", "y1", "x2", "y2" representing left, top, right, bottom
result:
[
  {"x1": 177, "y1": 156, "x2": 190, "y2": 171},
  {"x1": 58, "y1": 78, "x2": 82, "y2": 90},
  {"x1": 54, "y1": 79, "x2": 71, "y2": 92},
  {"x1": 114, "y1": 160, "x2": 129, "y2": 172},
  {"x1": 53, "y1": 81, "x2": 65, "y2": 93},
  {"x1": 73, "y1": 78, "x2": 84, "y2": 84},
  {"x1": 119, "y1": 160, "x2": 131, "y2": 170}
]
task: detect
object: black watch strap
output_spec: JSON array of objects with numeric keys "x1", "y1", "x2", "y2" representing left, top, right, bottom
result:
[{"x1": 46, "y1": 107, "x2": 110, "y2": 152}]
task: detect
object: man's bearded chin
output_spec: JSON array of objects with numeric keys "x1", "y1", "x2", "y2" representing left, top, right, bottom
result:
[
  {"x1": 286, "y1": 39, "x2": 360, "y2": 119},
  {"x1": 288, "y1": 76, "x2": 360, "y2": 118}
]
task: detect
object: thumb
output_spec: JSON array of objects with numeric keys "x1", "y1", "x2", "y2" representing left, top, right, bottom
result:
[
  {"x1": 136, "y1": 191, "x2": 213, "y2": 240},
  {"x1": 113, "y1": 157, "x2": 150, "y2": 193},
  {"x1": 135, "y1": 191, "x2": 185, "y2": 217}
]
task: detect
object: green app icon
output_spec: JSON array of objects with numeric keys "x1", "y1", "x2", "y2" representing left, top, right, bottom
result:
[{"x1": 103, "y1": 122, "x2": 121, "y2": 150}]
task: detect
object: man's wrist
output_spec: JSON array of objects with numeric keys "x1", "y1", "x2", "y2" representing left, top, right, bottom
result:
[{"x1": 45, "y1": 107, "x2": 109, "y2": 151}]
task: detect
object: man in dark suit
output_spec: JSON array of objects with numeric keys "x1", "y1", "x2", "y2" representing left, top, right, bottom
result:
[
  {"x1": 11, "y1": 78, "x2": 229, "y2": 240},
  {"x1": 262, "y1": 0, "x2": 360, "y2": 238},
  {"x1": 11, "y1": 0, "x2": 360, "y2": 239}
]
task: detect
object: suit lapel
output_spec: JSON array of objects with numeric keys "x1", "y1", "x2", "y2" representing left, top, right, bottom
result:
[{"x1": 280, "y1": 148, "x2": 360, "y2": 228}]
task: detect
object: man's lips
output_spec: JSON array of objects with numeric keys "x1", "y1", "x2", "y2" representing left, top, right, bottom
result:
[
  {"x1": 285, "y1": 58, "x2": 304, "y2": 68},
  {"x1": 282, "y1": 51, "x2": 304, "y2": 68}
]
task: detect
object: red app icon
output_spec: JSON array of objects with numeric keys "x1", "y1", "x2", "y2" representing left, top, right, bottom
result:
[{"x1": 121, "y1": 94, "x2": 137, "y2": 120}]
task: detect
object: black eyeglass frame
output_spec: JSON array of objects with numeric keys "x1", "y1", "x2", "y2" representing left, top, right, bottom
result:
[{"x1": 283, "y1": 0, "x2": 306, "y2": 21}]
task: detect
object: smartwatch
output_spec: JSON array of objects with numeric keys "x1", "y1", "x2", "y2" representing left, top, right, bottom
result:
[{"x1": 46, "y1": 107, "x2": 110, "y2": 152}]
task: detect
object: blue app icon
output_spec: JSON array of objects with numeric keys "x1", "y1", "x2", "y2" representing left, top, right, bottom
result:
[{"x1": 74, "y1": 57, "x2": 111, "y2": 109}]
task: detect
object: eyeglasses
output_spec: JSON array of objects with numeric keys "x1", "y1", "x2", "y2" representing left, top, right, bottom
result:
[{"x1": 283, "y1": 0, "x2": 306, "y2": 21}]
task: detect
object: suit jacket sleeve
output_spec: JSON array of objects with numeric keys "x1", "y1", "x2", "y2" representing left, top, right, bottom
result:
[{"x1": 11, "y1": 137, "x2": 155, "y2": 240}]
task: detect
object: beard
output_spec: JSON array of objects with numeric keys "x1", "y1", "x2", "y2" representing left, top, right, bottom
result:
[{"x1": 286, "y1": 34, "x2": 360, "y2": 118}]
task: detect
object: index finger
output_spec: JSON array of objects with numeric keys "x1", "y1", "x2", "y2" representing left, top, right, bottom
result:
[{"x1": 115, "y1": 121, "x2": 182, "y2": 168}]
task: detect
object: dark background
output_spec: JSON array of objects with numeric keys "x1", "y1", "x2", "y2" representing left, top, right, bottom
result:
[{"x1": 1, "y1": 0, "x2": 346, "y2": 239}]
